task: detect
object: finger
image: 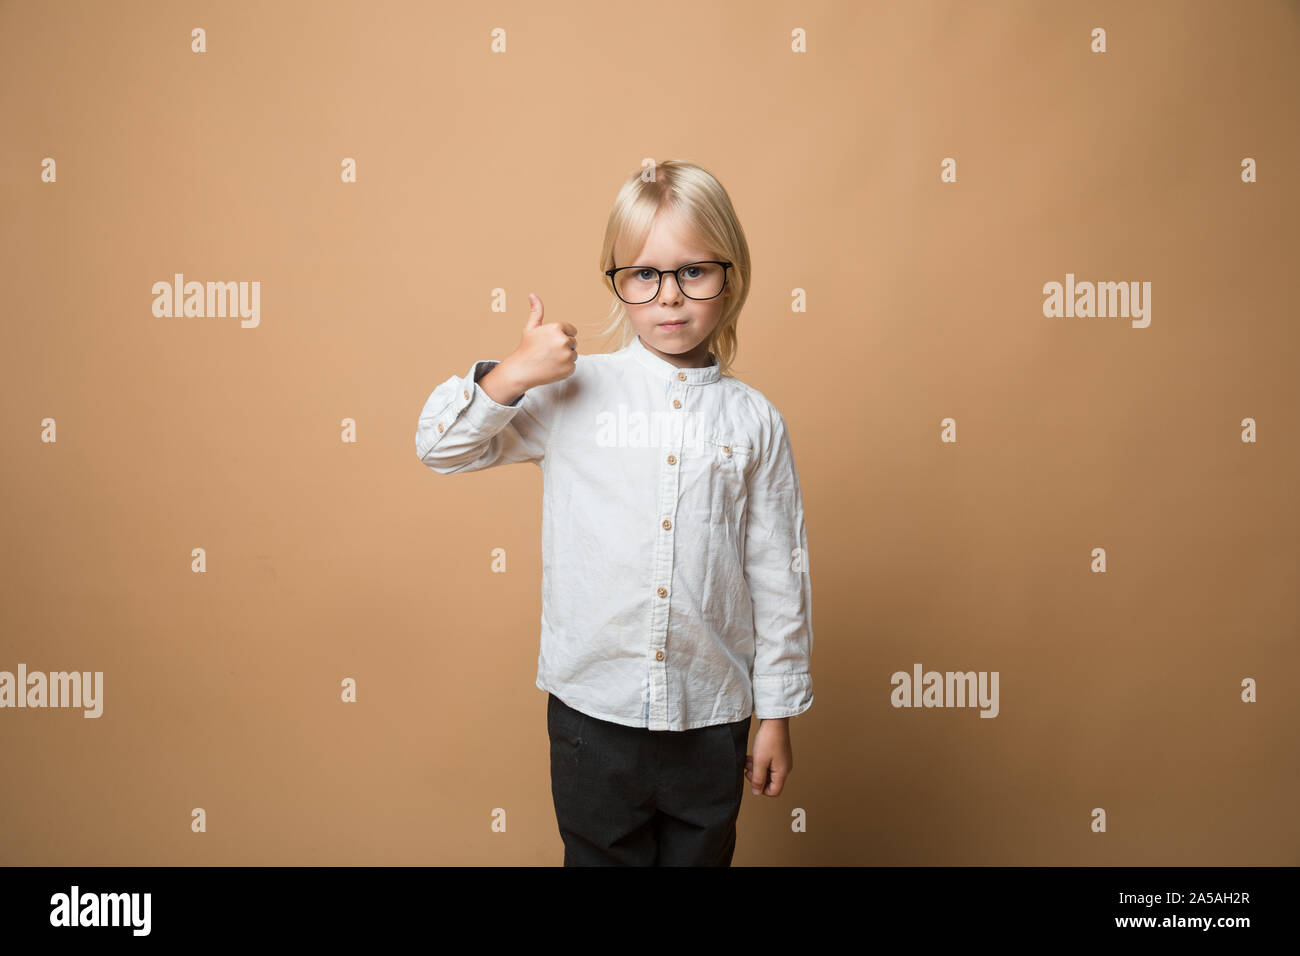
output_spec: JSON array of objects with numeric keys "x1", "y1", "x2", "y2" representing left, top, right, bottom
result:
[
  {"x1": 526, "y1": 293, "x2": 544, "y2": 327},
  {"x1": 559, "y1": 321, "x2": 578, "y2": 337}
]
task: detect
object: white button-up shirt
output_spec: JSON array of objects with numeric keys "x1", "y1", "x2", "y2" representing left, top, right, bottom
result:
[{"x1": 415, "y1": 333, "x2": 813, "y2": 730}]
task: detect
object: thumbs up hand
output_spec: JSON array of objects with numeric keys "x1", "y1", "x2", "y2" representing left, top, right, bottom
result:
[
  {"x1": 510, "y1": 293, "x2": 578, "y2": 390},
  {"x1": 478, "y1": 293, "x2": 577, "y2": 406}
]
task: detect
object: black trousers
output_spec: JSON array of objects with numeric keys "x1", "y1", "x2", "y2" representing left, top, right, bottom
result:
[{"x1": 547, "y1": 692, "x2": 751, "y2": 866}]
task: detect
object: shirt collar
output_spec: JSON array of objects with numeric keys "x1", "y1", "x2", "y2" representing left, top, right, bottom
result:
[{"x1": 628, "y1": 333, "x2": 721, "y2": 385}]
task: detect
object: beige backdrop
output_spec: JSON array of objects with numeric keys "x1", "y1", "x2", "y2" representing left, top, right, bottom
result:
[{"x1": 1, "y1": 0, "x2": 1297, "y2": 865}]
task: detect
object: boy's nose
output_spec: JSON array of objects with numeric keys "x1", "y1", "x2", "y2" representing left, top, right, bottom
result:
[{"x1": 659, "y1": 272, "x2": 683, "y2": 300}]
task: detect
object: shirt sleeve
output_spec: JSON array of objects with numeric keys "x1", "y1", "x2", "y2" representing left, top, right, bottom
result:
[
  {"x1": 743, "y1": 408, "x2": 814, "y2": 719},
  {"x1": 414, "y1": 359, "x2": 553, "y2": 473}
]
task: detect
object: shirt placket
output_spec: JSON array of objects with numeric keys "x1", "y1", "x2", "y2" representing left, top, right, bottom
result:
[{"x1": 646, "y1": 369, "x2": 691, "y2": 729}]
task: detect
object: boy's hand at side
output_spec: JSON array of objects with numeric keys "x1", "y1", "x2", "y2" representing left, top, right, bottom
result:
[
  {"x1": 745, "y1": 717, "x2": 792, "y2": 797},
  {"x1": 479, "y1": 292, "x2": 577, "y2": 406}
]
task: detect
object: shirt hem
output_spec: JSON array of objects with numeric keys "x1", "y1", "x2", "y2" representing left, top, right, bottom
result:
[{"x1": 537, "y1": 676, "x2": 750, "y2": 731}]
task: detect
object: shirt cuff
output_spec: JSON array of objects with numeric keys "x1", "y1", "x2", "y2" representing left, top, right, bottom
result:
[
  {"x1": 752, "y1": 673, "x2": 813, "y2": 719},
  {"x1": 415, "y1": 360, "x2": 522, "y2": 461}
]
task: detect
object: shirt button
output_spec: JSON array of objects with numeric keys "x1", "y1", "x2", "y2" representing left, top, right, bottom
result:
[
  {"x1": 662, "y1": 519, "x2": 671, "y2": 530},
  {"x1": 655, "y1": 650, "x2": 665, "y2": 661},
  {"x1": 722, "y1": 445, "x2": 731, "y2": 455},
  {"x1": 437, "y1": 423, "x2": 445, "y2": 433},
  {"x1": 656, "y1": 586, "x2": 667, "y2": 598},
  {"x1": 463, "y1": 389, "x2": 470, "y2": 399},
  {"x1": 667, "y1": 454, "x2": 676, "y2": 465},
  {"x1": 676, "y1": 372, "x2": 686, "y2": 381},
  {"x1": 672, "y1": 399, "x2": 681, "y2": 409}
]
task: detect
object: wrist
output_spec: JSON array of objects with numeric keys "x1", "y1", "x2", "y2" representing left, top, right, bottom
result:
[
  {"x1": 481, "y1": 357, "x2": 530, "y2": 406},
  {"x1": 499, "y1": 355, "x2": 536, "y2": 394}
]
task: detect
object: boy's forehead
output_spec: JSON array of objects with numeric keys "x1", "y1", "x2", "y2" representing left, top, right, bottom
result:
[
  {"x1": 631, "y1": 237, "x2": 710, "y2": 265},
  {"x1": 635, "y1": 211, "x2": 707, "y2": 260}
]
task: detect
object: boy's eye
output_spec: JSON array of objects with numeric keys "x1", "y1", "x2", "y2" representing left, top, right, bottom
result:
[
  {"x1": 635, "y1": 269, "x2": 656, "y2": 281},
  {"x1": 682, "y1": 266, "x2": 702, "y2": 279}
]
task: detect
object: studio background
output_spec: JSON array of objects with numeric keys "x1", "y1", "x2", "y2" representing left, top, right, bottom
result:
[{"x1": 2, "y1": 0, "x2": 1297, "y2": 865}]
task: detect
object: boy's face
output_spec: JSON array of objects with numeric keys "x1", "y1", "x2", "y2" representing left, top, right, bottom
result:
[{"x1": 621, "y1": 210, "x2": 729, "y2": 369}]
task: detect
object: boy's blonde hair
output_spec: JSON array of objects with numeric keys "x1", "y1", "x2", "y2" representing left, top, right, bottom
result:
[{"x1": 596, "y1": 160, "x2": 751, "y2": 377}]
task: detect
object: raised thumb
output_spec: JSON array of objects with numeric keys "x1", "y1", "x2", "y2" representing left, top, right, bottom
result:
[{"x1": 525, "y1": 293, "x2": 544, "y2": 327}]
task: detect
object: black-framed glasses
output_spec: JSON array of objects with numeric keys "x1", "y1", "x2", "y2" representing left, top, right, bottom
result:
[{"x1": 604, "y1": 260, "x2": 732, "y2": 305}]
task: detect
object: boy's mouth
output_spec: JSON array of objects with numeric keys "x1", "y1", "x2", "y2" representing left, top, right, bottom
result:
[{"x1": 659, "y1": 319, "x2": 688, "y2": 330}]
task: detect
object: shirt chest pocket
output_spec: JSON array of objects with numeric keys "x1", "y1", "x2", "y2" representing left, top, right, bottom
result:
[
  {"x1": 693, "y1": 435, "x2": 751, "y2": 516},
  {"x1": 707, "y1": 436, "x2": 751, "y2": 469}
]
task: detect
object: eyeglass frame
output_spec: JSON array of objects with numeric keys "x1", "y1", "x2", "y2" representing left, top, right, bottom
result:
[{"x1": 604, "y1": 260, "x2": 733, "y2": 304}]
